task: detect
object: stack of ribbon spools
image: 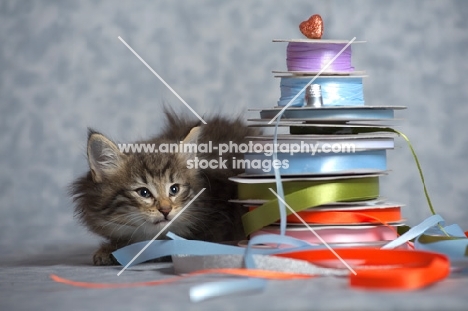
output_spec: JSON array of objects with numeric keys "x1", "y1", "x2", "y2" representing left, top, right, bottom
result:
[{"x1": 231, "y1": 36, "x2": 407, "y2": 249}]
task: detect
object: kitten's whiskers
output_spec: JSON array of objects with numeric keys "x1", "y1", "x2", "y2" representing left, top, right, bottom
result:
[
  {"x1": 107, "y1": 212, "x2": 145, "y2": 239},
  {"x1": 129, "y1": 219, "x2": 148, "y2": 242},
  {"x1": 98, "y1": 213, "x2": 130, "y2": 230}
]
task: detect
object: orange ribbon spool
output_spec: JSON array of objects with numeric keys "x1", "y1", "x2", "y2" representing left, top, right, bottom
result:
[{"x1": 248, "y1": 206, "x2": 402, "y2": 224}]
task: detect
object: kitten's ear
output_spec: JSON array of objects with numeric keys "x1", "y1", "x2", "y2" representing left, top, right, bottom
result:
[
  {"x1": 183, "y1": 126, "x2": 201, "y2": 144},
  {"x1": 87, "y1": 129, "x2": 125, "y2": 183},
  {"x1": 181, "y1": 126, "x2": 201, "y2": 160}
]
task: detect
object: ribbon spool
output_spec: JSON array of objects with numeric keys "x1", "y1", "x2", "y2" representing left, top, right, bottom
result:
[
  {"x1": 243, "y1": 150, "x2": 387, "y2": 176},
  {"x1": 240, "y1": 176, "x2": 380, "y2": 235},
  {"x1": 259, "y1": 106, "x2": 397, "y2": 120},
  {"x1": 247, "y1": 206, "x2": 403, "y2": 225},
  {"x1": 290, "y1": 125, "x2": 391, "y2": 135},
  {"x1": 286, "y1": 42, "x2": 354, "y2": 72},
  {"x1": 251, "y1": 225, "x2": 398, "y2": 245},
  {"x1": 278, "y1": 76, "x2": 364, "y2": 107}
]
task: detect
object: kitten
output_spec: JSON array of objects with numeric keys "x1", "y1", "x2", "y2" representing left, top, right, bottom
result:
[{"x1": 70, "y1": 111, "x2": 259, "y2": 265}]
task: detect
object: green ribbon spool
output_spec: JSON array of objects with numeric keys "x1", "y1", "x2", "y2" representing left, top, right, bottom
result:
[{"x1": 241, "y1": 176, "x2": 379, "y2": 236}]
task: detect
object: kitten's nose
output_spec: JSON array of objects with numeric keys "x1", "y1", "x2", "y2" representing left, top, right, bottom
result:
[
  {"x1": 158, "y1": 199, "x2": 172, "y2": 217},
  {"x1": 159, "y1": 208, "x2": 171, "y2": 217}
]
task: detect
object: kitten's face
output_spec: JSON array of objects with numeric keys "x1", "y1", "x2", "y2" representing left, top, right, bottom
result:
[
  {"x1": 97, "y1": 154, "x2": 201, "y2": 242},
  {"x1": 73, "y1": 129, "x2": 203, "y2": 243}
]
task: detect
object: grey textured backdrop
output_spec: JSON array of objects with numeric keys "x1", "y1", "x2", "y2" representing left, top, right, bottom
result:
[{"x1": 1, "y1": 0, "x2": 468, "y2": 252}]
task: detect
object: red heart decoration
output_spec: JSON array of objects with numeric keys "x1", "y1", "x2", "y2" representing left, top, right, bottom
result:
[{"x1": 299, "y1": 14, "x2": 324, "y2": 39}]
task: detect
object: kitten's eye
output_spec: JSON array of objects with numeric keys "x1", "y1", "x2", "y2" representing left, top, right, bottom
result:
[
  {"x1": 169, "y1": 184, "x2": 179, "y2": 197},
  {"x1": 136, "y1": 187, "x2": 152, "y2": 198}
]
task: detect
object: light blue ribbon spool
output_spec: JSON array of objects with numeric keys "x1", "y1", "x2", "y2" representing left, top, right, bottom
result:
[
  {"x1": 243, "y1": 150, "x2": 387, "y2": 176},
  {"x1": 278, "y1": 77, "x2": 364, "y2": 107}
]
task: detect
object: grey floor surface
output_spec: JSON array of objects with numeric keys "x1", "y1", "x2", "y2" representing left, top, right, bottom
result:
[{"x1": 1, "y1": 242, "x2": 467, "y2": 311}]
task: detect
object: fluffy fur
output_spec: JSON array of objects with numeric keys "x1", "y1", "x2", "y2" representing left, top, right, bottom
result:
[{"x1": 70, "y1": 111, "x2": 259, "y2": 265}]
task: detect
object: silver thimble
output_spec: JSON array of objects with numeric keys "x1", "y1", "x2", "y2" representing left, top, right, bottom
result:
[{"x1": 305, "y1": 84, "x2": 323, "y2": 107}]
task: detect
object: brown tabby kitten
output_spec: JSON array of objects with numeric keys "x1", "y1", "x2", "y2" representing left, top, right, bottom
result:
[{"x1": 71, "y1": 111, "x2": 259, "y2": 265}]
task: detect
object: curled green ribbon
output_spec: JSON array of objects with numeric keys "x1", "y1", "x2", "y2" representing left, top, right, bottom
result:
[{"x1": 241, "y1": 176, "x2": 379, "y2": 236}]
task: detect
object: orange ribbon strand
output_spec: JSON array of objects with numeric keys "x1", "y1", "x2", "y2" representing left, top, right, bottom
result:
[{"x1": 50, "y1": 269, "x2": 312, "y2": 289}]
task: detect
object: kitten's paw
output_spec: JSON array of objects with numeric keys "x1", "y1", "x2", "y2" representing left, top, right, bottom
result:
[{"x1": 93, "y1": 245, "x2": 118, "y2": 266}]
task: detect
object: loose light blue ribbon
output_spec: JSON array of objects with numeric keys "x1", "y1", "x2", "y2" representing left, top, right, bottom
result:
[
  {"x1": 272, "y1": 113, "x2": 287, "y2": 236},
  {"x1": 382, "y1": 214, "x2": 468, "y2": 265},
  {"x1": 112, "y1": 232, "x2": 327, "y2": 302},
  {"x1": 112, "y1": 233, "x2": 324, "y2": 268},
  {"x1": 415, "y1": 224, "x2": 468, "y2": 261},
  {"x1": 381, "y1": 214, "x2": 445, "y2": 250},
  {"x1": 189, "y1": 278, "x2": 267, "y2": 303},
  {"x1": 112, "y1": 237, "x2": 279, "y2": 267}
]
